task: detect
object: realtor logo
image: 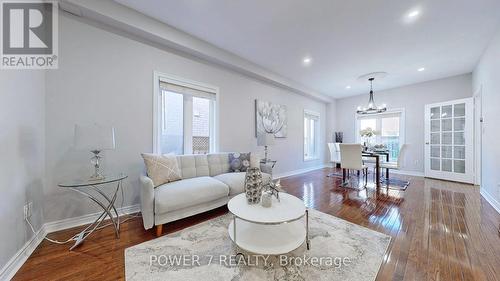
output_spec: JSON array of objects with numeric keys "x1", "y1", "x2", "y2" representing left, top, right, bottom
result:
[{"x1": 1, "y1": 1, "x2": 58, "y2": 69}]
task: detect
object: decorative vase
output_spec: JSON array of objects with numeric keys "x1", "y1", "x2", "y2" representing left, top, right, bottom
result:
[
  {"x1": 335, "y1": 132, "x2": 343, "y2": 143},
  {"x1": 244, "y1": 167, "x2": 263, "y2": 204},
  {"x1": 261, "y1": 190, "x2": 273, "y2": 208}
]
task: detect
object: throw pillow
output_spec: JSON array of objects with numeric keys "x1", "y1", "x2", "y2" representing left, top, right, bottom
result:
[
  {"x1": 141, "y1": 153, "x2": 182, "y2": 187},
  {"x1": 229, "y1": 152, "x2": 251, "y2": 172}
]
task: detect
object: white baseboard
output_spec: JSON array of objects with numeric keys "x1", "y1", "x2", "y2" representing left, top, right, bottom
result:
[
  {"x1": 389, "y1": 169, "x2": 424, "y2": 177},
  {"x1": 0, "y1": 204, "x2": 140, "y2": 280},
  {"x1": 44, "y1": 204, "x2": 140, "y2": 233},
  {"x1": 0, "y1": 225, "x2": 47, "y2": 281},
  {"x1": 480, "y1": 188, "x2": 500, "y2": 215},
  {"x1": 274, "y1": 164, "x2": 327, "y2": 179}
]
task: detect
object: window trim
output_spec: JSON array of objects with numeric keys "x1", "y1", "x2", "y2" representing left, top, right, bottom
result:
[
  {"x1": 153, "y1": 71, "x2": 219, "y2": 154},
  {"x1": 303, "y1": 109, "x2": 321, "y2": 161},
  {"x1": 354, "y1": 108, "x2": 406, "y2": 157}
]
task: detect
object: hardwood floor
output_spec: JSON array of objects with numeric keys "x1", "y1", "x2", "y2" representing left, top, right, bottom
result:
[{"x1": 13, "y1": 168, "x2": 500, "y2": 281}]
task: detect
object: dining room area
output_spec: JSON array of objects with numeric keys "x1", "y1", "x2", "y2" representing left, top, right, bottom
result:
[
  {"x1": 327, "y1": 141, "x2": 409, "y2": 191},
  {"x1": 326, "y1": 92, "x2": 412, "y2": 193},
  {"x1": 302, "y1": 73, "x2": 492, "y2": 280}
]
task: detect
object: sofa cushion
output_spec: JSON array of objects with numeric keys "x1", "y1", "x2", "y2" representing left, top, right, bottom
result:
[
  {"x1": 214, "y1": 172, "x2": 272, "y2": 196},
  {"x1": 176, "y1": 155, "x2": 210, "y2": 179},
  {"x1": 207, "y1": 153, "x2": 230, "y2": 176},
  {"x1": 154, "y1": 177, "x2": 229, "y2": 214}
]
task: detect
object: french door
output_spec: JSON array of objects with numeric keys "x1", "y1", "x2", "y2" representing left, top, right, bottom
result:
[{"x1": 424, "y1": 98, "x2": 474, "y2": 183}]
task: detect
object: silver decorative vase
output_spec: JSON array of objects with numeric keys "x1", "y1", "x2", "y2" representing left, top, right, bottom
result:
[{"x1": 244, "y1": 167, "x2": 263, "y2": 204}]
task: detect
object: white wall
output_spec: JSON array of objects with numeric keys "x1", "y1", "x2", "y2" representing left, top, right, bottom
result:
[
  {"x1": 43, "y1": 15, "x2": 327, "y2": 222},
  {"x1": 326, "y1": 101, "x2": 337, "y2": 143},
  {"x1": 473, "y1": 27, "x2": 500, "y2": 210},
  {"x1": 325, "y1": 101, "x2": 337, "y2": 162},
  {"x1": 0, "y1": 71, "x2": 45, "y2": 271},
  {"x1": 335, "y1": 74, "x2": 472, "y2": 173}
]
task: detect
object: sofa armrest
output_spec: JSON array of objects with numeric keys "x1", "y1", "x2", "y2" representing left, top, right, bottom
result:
[{"x1": 139, "y1": 175, "x2": 155, "y2": 230}]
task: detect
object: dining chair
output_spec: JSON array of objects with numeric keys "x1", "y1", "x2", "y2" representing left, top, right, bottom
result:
[
  {"x1": 380, "y1": 144, "x2": 409, "y2": 189},
  {"x1": 362, "y1": 151, "x2": 377, "y2": 181},
  {"x1": 339, "y1": 144, "x2": 368, "y2": 188},
  {"x1": 327, "y1": 143, "x2": 342, "y2": 177}
]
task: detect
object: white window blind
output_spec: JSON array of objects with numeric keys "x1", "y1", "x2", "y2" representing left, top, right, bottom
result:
[
  {"x1": 304, "y1": 112, "x2": 320, "y2": 121},
  {"x1": 159, "y1": 81, "x2": 216, "y2": 100}
]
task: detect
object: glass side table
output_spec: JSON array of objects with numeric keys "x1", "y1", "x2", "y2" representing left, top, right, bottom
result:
[
  {"x1": 260, "y1": 159, "x2": 277, "y2": 178},
  {"x1": 58, "y1": 174, "x2": 127, "y2": 250}
]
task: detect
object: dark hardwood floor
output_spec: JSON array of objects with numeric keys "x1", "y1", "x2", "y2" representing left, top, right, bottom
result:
[{"x1": 13, "y1": 168, "x2": 500, "y2": 281}]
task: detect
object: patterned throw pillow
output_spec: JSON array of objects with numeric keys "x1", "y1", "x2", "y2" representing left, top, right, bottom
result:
[
  {"x1": 229, "y1": 152, "x2": 251, "y2": 172},
  {"x1": 141, "y1": 153, "x2": 182, "y2": 187}
]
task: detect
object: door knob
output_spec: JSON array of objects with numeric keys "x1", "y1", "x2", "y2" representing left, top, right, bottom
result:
[{"x1": 425, "y1": 142, "x2": 429, "y2": 145}]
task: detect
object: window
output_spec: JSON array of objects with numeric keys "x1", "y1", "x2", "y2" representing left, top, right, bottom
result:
[
  {"x1": 192, "y1": 97, "x2": 212, "y2": 154},
  {"x1": 161, "y1": 91, "x2": 184, "y2": 154},
  {"x1": 154, "y1": 73, "x2": 217, "y2": 155},
  {"x1": 356, "y1": 110, "x2": 405, "y2": 162},
  {"x1": 304, "y1": 110, "x2": 320, "y2": 161},
  {"x1": 360, "y1": 118, "x2": 377, "y2": 144}
]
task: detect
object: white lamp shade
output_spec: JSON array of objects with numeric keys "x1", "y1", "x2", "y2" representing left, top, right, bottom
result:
[
  {"x1": 257, "y1": 133, "x2": 275, "y2": 146},
  {"x1": 74, "y1": 124, "x2": 116, "y2": 151}
]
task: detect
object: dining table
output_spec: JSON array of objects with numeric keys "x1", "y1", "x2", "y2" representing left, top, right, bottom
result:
[{"x1": 362, "y1": 150, "x2": 390, "y2": 188}]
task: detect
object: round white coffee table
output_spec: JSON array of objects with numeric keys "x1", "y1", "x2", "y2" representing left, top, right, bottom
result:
[{"x1": 227, "y1": 193, "x2": 310, "y2": 255}]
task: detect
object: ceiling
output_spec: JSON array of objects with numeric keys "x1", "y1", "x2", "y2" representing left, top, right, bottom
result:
[{"x1": 115, "y1": 0, "x2": 500, "y2": 98}]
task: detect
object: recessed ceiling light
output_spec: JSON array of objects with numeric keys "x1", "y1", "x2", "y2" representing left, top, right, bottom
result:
[
  {"x1": 346, "y1": 85, "x2": 351, "y2": 89},
  {"x1": 302, "y1": 57, "x2": 312, "y2": 65},
  {"x1": 403, "y1": 8, "x2": 422, "y2": 23},
  {"x1": 418, "y1": 67, "x2": 425, "y2": 72},
  {"x1": 408, "y1": 10, "x2": 420, "y2": 18}
]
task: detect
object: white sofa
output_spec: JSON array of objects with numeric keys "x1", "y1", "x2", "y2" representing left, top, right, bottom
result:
[{"x1": 139, "y1": 153, "x2": 271, "y2": 235}]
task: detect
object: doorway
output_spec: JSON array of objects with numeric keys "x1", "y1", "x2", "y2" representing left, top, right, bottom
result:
[{"x1": 424, "y1": 98, "x2": 474, "y2": 183}]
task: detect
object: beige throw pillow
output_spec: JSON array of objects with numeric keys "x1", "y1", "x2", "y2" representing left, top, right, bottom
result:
[{"x1": 141, "y1": 153, "x2": 182, "y2": 187}]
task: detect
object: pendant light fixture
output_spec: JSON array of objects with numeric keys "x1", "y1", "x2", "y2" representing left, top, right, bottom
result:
[{"x1": 356, "y1": 77, "x2": 387, "y2": 115}]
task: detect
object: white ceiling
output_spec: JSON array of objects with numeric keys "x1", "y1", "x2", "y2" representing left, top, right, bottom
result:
[{"x1": 115, "y1": 0, "x2": 500, "y2": 98}]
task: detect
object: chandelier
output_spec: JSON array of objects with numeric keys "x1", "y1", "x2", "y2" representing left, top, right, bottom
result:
[{"x1": 356, "y1": 77, "x2": 386, "y2": 115}]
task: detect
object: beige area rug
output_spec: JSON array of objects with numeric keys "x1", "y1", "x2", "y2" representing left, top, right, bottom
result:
[{"x1": 125, "y1": 209, "x2": 391, "y2": 281}]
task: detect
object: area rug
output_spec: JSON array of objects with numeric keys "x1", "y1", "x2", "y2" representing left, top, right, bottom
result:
[
  {"x1": 381, "y1": 177, "x2": 410, "y2": 190},
  {"x1": 125, "y1": 209, "x2": 391, "y2": 281}
]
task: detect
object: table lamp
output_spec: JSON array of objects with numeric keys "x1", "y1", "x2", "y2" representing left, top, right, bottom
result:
[
  {"x1": 74, "y1": 124, "x2": 116, "y2": 180},
  {"x1": 257, "y1": 133, "x2": 274, "y2": 162}
]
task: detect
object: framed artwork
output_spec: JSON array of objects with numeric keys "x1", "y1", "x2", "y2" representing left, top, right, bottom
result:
[{"x1": 255, "y1": 99, "x2": 287, "y2": 138}]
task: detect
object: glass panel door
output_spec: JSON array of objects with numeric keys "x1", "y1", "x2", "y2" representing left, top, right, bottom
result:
[{"x1": 424, "y1": 98, "x2": 473, "y2": 183}]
